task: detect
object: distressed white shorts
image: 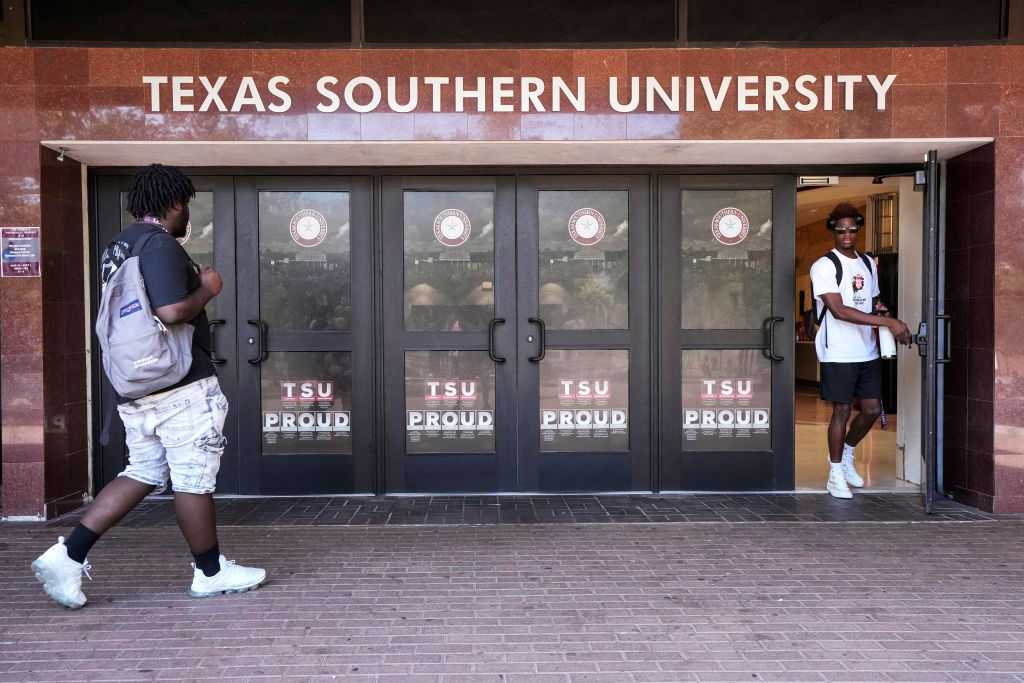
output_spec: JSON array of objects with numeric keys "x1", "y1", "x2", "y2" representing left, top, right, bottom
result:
[{"x1": 116, "y1": 376, "x2": 228, "y2": 495}]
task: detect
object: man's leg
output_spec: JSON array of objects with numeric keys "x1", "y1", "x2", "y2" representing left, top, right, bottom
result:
[
  {"x1": 843, "y1": 397, "x2": 882, "y2": 449},
  {"x1": 827, "y1": 401, "x2": 853, "y2": 463},
  {"x1": 80, "y1": 477, "x2": 158, "y2": 535},
  {"x1": 173, "y1": 491, "x2": 218, "y2": 555}
]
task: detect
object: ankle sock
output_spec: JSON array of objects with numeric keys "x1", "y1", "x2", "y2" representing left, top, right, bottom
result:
[
  {"x1": 193, "y1": 543, "x2": 221, "y2": 577},
  {"x1": 843, "y1": 443, "x2": 855, "y2": 457},
  {"x1": 64, "y1": 523, "x2": 100, "y2": 564}
]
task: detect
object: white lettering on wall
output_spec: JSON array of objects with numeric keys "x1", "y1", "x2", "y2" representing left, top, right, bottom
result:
[{"x1": 141, "y1": 74, "x2": 898, "y2": 114}]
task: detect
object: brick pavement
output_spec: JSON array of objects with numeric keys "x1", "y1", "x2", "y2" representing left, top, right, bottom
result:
[{"x1": 2, "y1": 496, "x2": 1024, "y2": 682}]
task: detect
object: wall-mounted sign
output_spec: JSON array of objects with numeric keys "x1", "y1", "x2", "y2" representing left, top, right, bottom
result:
[
  {"x1": 433, "y1": 209, "x2": 472, "y2": 247},
  {"x1": 289, "y1": 209, "x2": 328, "y2": 248},
  {"x1": 568, "y1": 208, "x2": 606, "y2": 246},
  {"x1": 1, "y1": 227, "x2": 40, "y2": 278},
  {"x1": 141, "y1": 74, "x2": 898, "y2": 115}
]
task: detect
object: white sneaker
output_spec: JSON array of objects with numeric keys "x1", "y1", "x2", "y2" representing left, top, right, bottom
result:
[
  {"x1": 841, "y1": 452, "x2": 865, "y2": 488},
  {"x1": 826, "y1": 464, "x2": 853, "y2": 499},
  {"x1": 31, "y1": 537, "x2": 91, "y2": 609},
  {"x1": 189, "y1": 555, "x2": 266, "y2": 598}
]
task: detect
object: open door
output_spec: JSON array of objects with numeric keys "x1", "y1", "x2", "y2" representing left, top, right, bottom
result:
[{"x1": 917, "y1": 149, "x2": 951, "y2": 513}]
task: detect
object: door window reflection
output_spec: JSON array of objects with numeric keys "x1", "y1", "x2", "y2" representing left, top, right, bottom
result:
[
  {"x1": 403, "y1": 191, "x2": 495, "y2": 331},
  {"x1": 681, "y1": 189, "x2": 772, "y2": 329},
  {"x1": 258, "y1": 191, "x2": 351, "y2": 332},
  {"x1": 539, "y1": 190, "x2": 629, "y2": 330}
]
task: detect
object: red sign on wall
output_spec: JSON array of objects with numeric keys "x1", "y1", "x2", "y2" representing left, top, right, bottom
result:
[{"x1": 1, "y1": 228, "x2": 41, "y2": 278}]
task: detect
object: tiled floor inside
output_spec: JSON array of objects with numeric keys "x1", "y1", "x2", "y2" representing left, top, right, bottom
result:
[{"x1": 793, "y1": 383, "x2": 918, "y2": 492}]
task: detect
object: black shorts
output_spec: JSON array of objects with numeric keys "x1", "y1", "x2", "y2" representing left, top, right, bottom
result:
[{"x1": 820, "y1": 359, "x2": 882, "y2": 403}]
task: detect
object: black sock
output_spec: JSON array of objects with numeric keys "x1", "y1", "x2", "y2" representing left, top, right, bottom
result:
[
  {"x1": 193, "y1": 543, "x2": 221, "y2": 577},
  {"x1": 64, "y1": 523, "x2": 100, "y2": 564}
]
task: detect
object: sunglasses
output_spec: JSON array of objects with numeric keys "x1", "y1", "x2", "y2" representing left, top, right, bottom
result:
[{"x1": 832, "y1": 227, "x2": 859, "y2": 234}]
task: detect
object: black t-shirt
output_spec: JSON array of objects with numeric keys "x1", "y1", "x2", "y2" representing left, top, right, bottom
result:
[{"x1": 100, "y1": 222, "x2": 215, "y2": 402}]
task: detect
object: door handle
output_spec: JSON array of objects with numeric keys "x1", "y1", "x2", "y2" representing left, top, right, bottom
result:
[
  {"x1": 937, "y1": 314, "x2": 952, "y2": 364},
  {"x1": 488, "y1": 318, "x2": 506, "y2": 362},
  {"x1": 763, "y1": 316, "x2": 784, "y2": 361},
  {"x1": 208, "y1": 319, "x2": 226, "y2": 365},
  {"x1": 247, "y1": 319, "x2": 268, "y2": 365},
  {"x1": 528, "y1": 317, "x2": 546, "y2": 362}
]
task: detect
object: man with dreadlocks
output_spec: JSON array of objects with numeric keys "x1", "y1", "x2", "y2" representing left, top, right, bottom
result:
[{"x1": 31, "y1": 164, "x2": 265, "y2": 608}]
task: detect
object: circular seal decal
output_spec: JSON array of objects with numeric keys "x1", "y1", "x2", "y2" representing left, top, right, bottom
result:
[
  {"x1": 433, "y1": 209, "x2": 472, "y2": 247},
  {"x1": 568, "y1": 208, "x2": 606, "y2": 246},
  {"x1": 289, "y1": 209, "x2": 328, "y2": 248},
  {"x1": 711, "y1": 207, "x2": 749, "y2": 246},
  {"x1": 176, "y1": 220, "x2": 192, "y2": 246}
]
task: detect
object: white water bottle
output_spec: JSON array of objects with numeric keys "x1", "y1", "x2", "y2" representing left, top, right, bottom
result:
[{"x1": 877, "y1": 324, "x2": 897, "y2": 358}]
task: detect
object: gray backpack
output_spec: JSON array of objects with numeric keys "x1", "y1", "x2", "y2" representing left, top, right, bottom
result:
[{"x1": 95, "y1": 230, "x2": 194, "y2": 400}]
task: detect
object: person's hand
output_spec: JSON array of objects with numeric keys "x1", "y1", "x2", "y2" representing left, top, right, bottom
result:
[
  {"x1": 873, "y1": 301, "x2": 891, "y2": 317},
  {"x1": 886, "y1": 317, "x2": 912, "y2": 346},
  {"x1": 199, "y1": 266, "x2": 223, "y2": 297}
]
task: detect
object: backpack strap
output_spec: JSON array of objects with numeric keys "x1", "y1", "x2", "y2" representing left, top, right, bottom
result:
[
  {"x1": 131, "y1": 226, "x2": 165, "y2": 257},
  {"x1": 815, "y1": 251, "x2": 843, "y2": 326}
]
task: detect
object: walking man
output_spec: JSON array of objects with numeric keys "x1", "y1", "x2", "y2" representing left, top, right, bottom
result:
[
  {"x1": 811, "y1": 202, "x2": 911, "y2": 499},
  {"x1": 32, "y1": 164, "x2": 265, "y2": 608}
]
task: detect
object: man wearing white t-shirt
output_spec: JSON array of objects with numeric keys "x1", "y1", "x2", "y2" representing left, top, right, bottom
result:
[{"x1": 810, "y1": 203, "x2": 911, "y2": 499}]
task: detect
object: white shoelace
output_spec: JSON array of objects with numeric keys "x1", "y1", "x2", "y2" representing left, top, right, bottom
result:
[{"x1": 81, "y1": 561, "x2": 92, "y2": 581}]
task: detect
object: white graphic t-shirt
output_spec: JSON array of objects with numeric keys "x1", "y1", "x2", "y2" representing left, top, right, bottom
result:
[{"x1": 810, "y1": 249, "x2": 880, "y2": 363}]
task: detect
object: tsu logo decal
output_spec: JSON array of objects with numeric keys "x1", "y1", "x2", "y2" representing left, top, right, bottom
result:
[
  {"x1": 852, "y1": 275, "x2": 865, "y2": 291},
  {"x1": 434, "y1": 209, "x2": 472, "y2": 247},
  {"x1": 568, "y1": 208, "x2": 606, "y2": 246},
  {"x1": 289, "y1": 209, "x2": 328, "y2": 248},
  {"x1": 711, "y1": 207, "x2": 749, "y2": 246}
]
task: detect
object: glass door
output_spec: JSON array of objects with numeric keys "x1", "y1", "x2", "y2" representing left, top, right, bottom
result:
[
  {"x1": 235, "y1": 177, "x2": 374, "y2": 494},
  {"x1": 381, "y1": 176, "x2": 518, "y2": 492},
  {"x1": 516, "y1": 176, "x2": 651, "y2": 491},
  {"x1": 381, "y1": 175, "x2": 650, "y2": 493},
  {"x1": 659, "y1": 175, "x2": 795, "y2": 490}
]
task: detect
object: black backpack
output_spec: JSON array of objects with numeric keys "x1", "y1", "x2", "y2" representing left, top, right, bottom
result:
[{"x1": 805, "y1": 250, "x2": 872, "y2": 343}]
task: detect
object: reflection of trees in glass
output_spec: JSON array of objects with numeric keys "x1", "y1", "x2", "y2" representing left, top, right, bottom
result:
[
  {"x1": 680, "y1": 189, "x2": 772, "y2": 330},
  {"x1": 261, "y1": 256, "x2": 352, "y2": 331},
  {"x1": 539, "y1": 191, "x2": 629, "y2": 330},
  {"x1": 258, "y1": 192, "x2": 351, "y2": 332},
  {"x1": 403, "y1": 191, "x2": 495, "y2": 331}
]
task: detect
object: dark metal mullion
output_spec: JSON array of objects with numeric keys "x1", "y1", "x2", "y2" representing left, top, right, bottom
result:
[
  {"x1": 233, "y1": 178, "x2": 261, "y2": 493},
  {"x1": 769, "y1": 173, "x2": 796, "y2": 490},
  {"x1": 922, "y1": 151, "x2": 941, "y2": 514},
  {"x1": 265, "y1": 332, "x2": 354, "y2": 351},
  {"x1": 400, "y1": 332, "x2": 489, "y2": 350}
]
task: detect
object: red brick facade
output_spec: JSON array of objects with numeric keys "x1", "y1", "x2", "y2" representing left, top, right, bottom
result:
[{"x1": 2, "y1": 46, "x2": 1022, "y2": 515}]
